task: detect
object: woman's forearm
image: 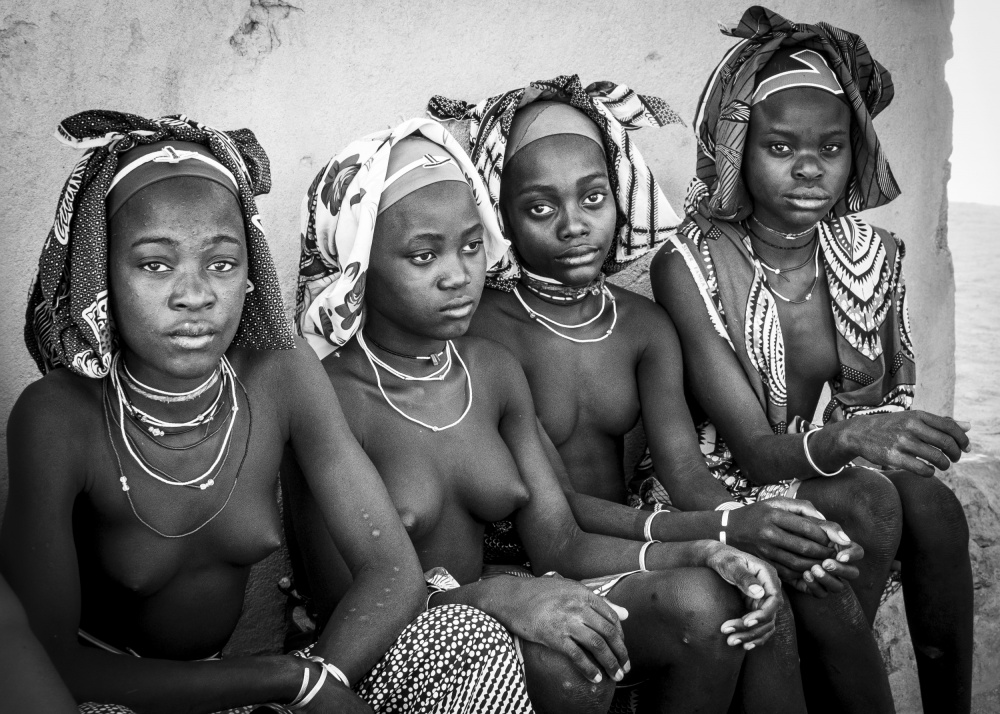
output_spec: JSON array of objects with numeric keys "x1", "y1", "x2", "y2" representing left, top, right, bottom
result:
[
  {"x1": 566, "y1": 491, "x2": 742, "y2": 542},
  {"x1": 56, "y1": 647, "x2": 301, "y2": 714},
  {"x1": 315, "y1": 560, "x2": 425, "y2": 684},
  {"x1": 738, "y1": 422, "x2": 856, "y2": 485}
]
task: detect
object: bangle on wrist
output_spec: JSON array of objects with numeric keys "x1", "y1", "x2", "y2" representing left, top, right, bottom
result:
[
  {"x1": 719, "y1": 508, "x2": 734, "y2": 545},
  {"x1": 289, "y1": 663, "x2": 328, "y2": 710},
  {"x1": 639, "y1": 540, "x2": 658, "y2": 572},
  {"x1": 803, "y1": 429, "x2": 846, "y2": 477},
  {"x1": 643, "y1": 508, "x2": 666, "y2": 542},
  {"x1": 307, "y1": 655, "x2": 351, "y2": 688},
  {"x1": 714, "y1": 501, "x2": 745, "y2": 511}
]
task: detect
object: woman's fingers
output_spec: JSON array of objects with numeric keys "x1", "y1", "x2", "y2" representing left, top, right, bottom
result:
[
  {"x1": 561, "y1": 638, "x2": 608, "y2": 684},
  {"x1": 920, "y1": 412, "x2": 972, "y2": 452},
  {"x1": 581, "y1": 597, "x2": 630, "y2": 678},
  {"x1": 821, "y1": 557, "x2": 860, "y2": 581},
  {"x1": 764, "y1": 497, "x2": 826, "y2": 520},
  {"x1": 805, "y1": 563, "x2": 847, "y2": 593}
]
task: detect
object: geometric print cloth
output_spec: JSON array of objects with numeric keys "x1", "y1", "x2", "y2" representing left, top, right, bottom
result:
[
  {"x1": 25, "y1": 111, "x2": 295, "y2": 379},
  {"x1": 78, "y1": 604, "x2": 532, "y2": 714},
  {"x1": 294, "y1": 118, "x2": 509, "y2": 360},
  {"x1": 427, "y1": 74, "x2": 684, "y2": 289},
  {"x1": 692, "y1": 5, "x2": 900, "y2": 223}
]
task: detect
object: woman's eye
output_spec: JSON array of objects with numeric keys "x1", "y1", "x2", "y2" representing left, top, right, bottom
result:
[
  {"x1": 822, "y1": 144, "x2": 844, "y2": 154},
  {"x1": 140, "y1": 262, "x2": 169, "y2": 273},
  {"x1": 411, "y1": 252, "x2": 435, "y2": 264},
  {"x1": 528, "y1": 204, "x2": 555, "y2": 217},
  {"x1": 463, "y1": 239, "x2": 484, "y2": 254},
  {"x1": 583, "y1": 193, "x2": 606, "y2": 206},
  {"x1": 770, "y1": 143, "x2": 792, "y2": 154},
  {"x1": 208, "y1": 261, "x2": 236, "y2": 273}
]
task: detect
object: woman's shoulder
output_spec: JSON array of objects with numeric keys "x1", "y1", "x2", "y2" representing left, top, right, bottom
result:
[{"x1": 12, "y1": 368, "x2": 102, "y2": 430}]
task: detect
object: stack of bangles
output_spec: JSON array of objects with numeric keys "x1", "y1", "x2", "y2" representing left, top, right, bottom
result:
[
  {"x1": 802, "y1": 428, "x2": 848, "y2": 477},
  {"x1": 639, "y1": 503, "x2": 667, "y2": 572},
  {"x1": 282, "y1": 655, "x2": 351, "y2": 711}
]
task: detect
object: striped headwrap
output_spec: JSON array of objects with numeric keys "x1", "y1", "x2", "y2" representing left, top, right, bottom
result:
[
  {"x1": 693, "y1": 5, "x2": 900, "y2": 222},
  {"x1": 428, "y1": 74, "x2": 683, "y2": 289},
  {"x1": 25, "y1": 111, "x2": 295, "y2": 379}
]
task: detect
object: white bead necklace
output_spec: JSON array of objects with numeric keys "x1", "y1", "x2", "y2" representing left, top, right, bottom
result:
[
  {"x1": 358, "y1": 330, "x2": 472, "y2": 433},
  {"x1": 122, "y1": 359, "x2": 221, "y2": 403},
  {"x1": 513, "y1": 284, "x2": 618, "y2": 343},
  {"x1": 357, "y1": 331, "x2": 452, "y2": 382}
]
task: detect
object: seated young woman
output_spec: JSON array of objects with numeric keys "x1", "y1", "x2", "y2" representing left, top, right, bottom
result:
[
  {"x1": 0, "y1": 111, "x2": 528, "y2": 714},
  {"x1": 0, "y1": 572, "x2": 77, "y2": 713},
  {"x1": 430, "y1": 76, "x2": 889, "y2": 711},
  {"x1": 285, "y1": 117, "x2": 785, "y2": 714},
  {"x1": 647, "y1": 8, "x2": 973, "y2": 713}
]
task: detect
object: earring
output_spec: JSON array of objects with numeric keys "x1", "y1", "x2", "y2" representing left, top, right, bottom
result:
[{"x1": 246, "y1": 279, "x2": 255, "y2": 294}]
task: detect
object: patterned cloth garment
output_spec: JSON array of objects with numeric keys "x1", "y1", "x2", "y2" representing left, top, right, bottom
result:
[
  {"x1": 294, "y1": 118, "x2": 509, "y2": 360},
  {"x1": 25, "y1": 111, "x2": 295, "y2": 380},
  {"x1": 427, "y1": 74, "x2": 684, "y2": 289},
  {"x1": 630, "y1": 5, "x2": 913, "y2": 508},
  {"x1": 78, "y1": 604, "x2": 532, "y2": 714}
]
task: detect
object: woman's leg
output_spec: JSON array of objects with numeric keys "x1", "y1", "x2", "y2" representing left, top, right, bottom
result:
[
  {"x1": 604, "y1": 568, "x2": 746, "y2": 714},
  {"x1": 885, "y1": 470, "x2": 973, "y2": 714},
  {"x1": 796, "y1": 466, "x2": 903, "y2": 624},
  {"x1": 521, "y1": 641, "x2": 616, "y2": 714},
  {"x1": 737, "y1": 595, "x2": 806, "y2": 714}
]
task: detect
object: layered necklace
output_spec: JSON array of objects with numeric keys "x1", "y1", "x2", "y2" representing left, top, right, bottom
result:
[
  {"x1": 513, "y1": 272, "x2": 617, "y2": 343},
  {"x1": 103, "y1": 352, "x2": 250, "y2": 538},
  {"x1": 747, "y1": 219, "x2": 822, "y2": 305},
  {"x1": 357, "y1": 329, "x2": 472, "y2": 433}
]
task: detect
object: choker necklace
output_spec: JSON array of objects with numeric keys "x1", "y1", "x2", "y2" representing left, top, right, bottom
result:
[
  {"x1": 365, "y1": 333, "x2": 447, "y2": 366},
  {"x1": 759, "y1": 240, "x2": 822, "y2": 304},
  {"x1": 520, "y1": 268, "x2": 605, "y2": 305},
  {"x1": 754, "y1": 237, "x2": 819, "y2": 278},
  {"x1": 358, "y1": 331, "x2": 452, "y2": 382},
  {"x1": 357, "y1": 330, "x2": 472, "y2": 433},
  {"x1": 750, "y1": 215, "x2": 818, "y2": 245},
  {"x1": 513, "y1": 283, "x2": 617, "y2": 343},
  {"x1": 121, "y1": 359, "x2": 221, "y2": 403}
]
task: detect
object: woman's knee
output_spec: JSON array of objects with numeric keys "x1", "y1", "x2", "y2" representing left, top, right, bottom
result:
[
  {"x1": 822, "y1": 468, "x2": 903, "y2": 551},
  {"x1": 647, "y1": 568, "x2": 744, "y2": 653},
  {"x1": 522, "y1": 640, "x2": 615, "y2": 714},
  {"x1": 891, "y1": 473, "x2": 969, "y2": 553}
]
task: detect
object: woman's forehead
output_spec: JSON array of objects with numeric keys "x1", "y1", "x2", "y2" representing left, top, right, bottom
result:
[
  {"x1": 751, "y1": 87, "x2": 851, "y2": 130},
  {"x1": 111, "y1": 177, "x2": 246, "y2": 243},
  {"x1": 506, "y1": 134, "x2": 608, "y2": 189}
]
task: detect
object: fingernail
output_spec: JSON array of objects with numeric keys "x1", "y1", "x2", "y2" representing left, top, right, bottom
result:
[
  {"x1": 593, "y1": 673, "x2": 602, "y2": 683},
  {"x1": 803, "y1": 571, "x2": 814, "y2": 583},
  {"x1": 812, "y1": 565, "x2": 826, "y2": 578},
  {"x1": 722, "y1": 626, "x2": 736, "y2": 634},
  {"x1": 749, "y1": 585, "x2": 765, "y2": 598},
  {"x1": 745, "y1": 619, "x2": 758, "y2": 627},
  {"x1": 823, "y1": 560, "x2": 836, "y2": 570},
  {"x1": 956, "y1": 420, "x2": 972, "y2": 431},
  {"x1": 837, "y1": 551, "x2": 850, "y2": 562},
  {"x1": 964, "y1": 445, "x2": 972, "y2": 453},
  {"x1": 624, "y1": 660, "x2": 631, "y2": 674},
  {"x1": 728, "y1": 637, "x2": 741, "y2": 646},
  {"x1": 838, "y1": 530, "x2": 851, "y2": 542},
  {"x1": 744, "y1": 643, "x2": 756, "y2": 650},
  {"x1": 615, "y1": 669, "x2": 624, "y2": 682}
]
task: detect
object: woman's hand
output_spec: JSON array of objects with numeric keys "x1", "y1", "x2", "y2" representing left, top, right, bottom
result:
[
  {"x1": 702, "y1": 543, "x2": 782, "y2": 649},
  {"x1": 494, "y1": 576, "x2": 630, "y2": 685},
  {"x1": 741, "y1": 498, "x2": 864, "y2": 597},
  {"x1": 837, "y1": 411, "x2": 971, "y2": 477},
  {"x1": 287, "y1": 660, "x2": 373, "y2": 714}
]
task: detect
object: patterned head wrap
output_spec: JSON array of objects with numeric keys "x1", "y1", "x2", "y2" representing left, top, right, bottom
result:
[
  {"x1": 295, "y1": 118, "x2": 509, "y2": 361},
  {"x1": 427, "y1": 75, "x2": 683, "y2": 289},
  {"x1": 25, "y1": 111, "x2": 295, "y2": 379},
  {"x1": 692, "y1": 5, "x2": 900, "y2": 222}
]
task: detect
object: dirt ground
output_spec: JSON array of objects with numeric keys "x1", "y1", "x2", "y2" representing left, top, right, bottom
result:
[{"x1": 951, "y1": 202, "x2": 1000, "y2": 455}]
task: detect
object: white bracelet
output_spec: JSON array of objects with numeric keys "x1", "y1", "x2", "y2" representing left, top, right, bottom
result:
[
  {"x1": 714, "y1": 501, "x2": 745, "y2": 511},
  {"x1": 307, "y1": 655, "x2": 351, "y2": 688},
  {"x1": 643, "y1": 509, "x2": 666, "y2": 542},
  {"x1": 719, "y1": 508, "x2": 733, "y2": 545},
  {"x1": 639, "y1": 540, "x2": 658, "y2": 572},
  {"x1": 290, "y1": 664, "x2": 328, "y2": 710},
  {"x1": 803, "y1": 429, "x2": 847, "y2": 477}
]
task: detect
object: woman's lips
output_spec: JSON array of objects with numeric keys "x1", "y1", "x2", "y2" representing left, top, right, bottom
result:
[
  {"x1": 440, "y1": 298, "x2": 476, "y2": 319},
  {"x1": 784, "y1": 194, "x2": 831, "y2": 211},
  {"x1": 167, "y1": 326, "x2": 218, "y2": 350},
  {"x1": 555, "y1": 246, "x2": 601, "y2": 266}
]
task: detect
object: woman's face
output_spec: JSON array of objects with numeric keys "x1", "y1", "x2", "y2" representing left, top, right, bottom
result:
[
  {"x1": 109, "y1": 177, "x2": 248, "y2": 388},
  {"x1": 743, "y1": 88, "x2": 852, "y2": 233},
  {"x1": 366, "y1": 180, "x2": 486, "y2": 341},
  {"x1": 500, "y1": 134, "x2": 616, "y2": 287}
]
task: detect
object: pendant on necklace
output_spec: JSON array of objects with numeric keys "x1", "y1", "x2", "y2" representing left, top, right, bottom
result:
[
  {"x1": 149, "y1": 426, "x2": 165, "y2": 437},
  {"x1": 429, "y1": 352, "x2": 440, "y2": 367},
  {"x1": 120, "y1": 476, "x2": 130, "y2": 492},
  {"x1": 199, "y1": 479, "x2": 215, "y2": 490}
]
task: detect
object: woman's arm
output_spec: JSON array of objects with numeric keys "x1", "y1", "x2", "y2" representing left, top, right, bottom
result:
[
  {"x1": 281, "y1": 339, "x2": 426, "y2": 682},
  {"x1": 0, "y1": 572, "x2": 77, "y2": 713},
  {"x1": 0, "y1": 377, "x2": 308, "y2": 714},
  {"x1": 650, "y1": 244, "x2": 969, "y2": 483}
]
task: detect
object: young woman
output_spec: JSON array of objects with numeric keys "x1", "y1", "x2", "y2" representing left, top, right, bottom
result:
[
  {"x1": 431, "y1": 76, "x2": 889, "y2": 712},
  {"x1": 648, "y1": 8, "x2": 972, "y2": 713},
  {"x1": 0, "y1": 111, "x2": 528, "y2": 714},
  {"x1": 287, "y1": 118, "x2": 785, "y2": 714}
]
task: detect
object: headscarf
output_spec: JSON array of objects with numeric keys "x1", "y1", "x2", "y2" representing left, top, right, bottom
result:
[
  {"x1": 428, "y1": 74, "x2": 683, "y2": 289},
  {"x1": 692, "y1": 5, "x2": 899, "y2": 222},
  {"x1": 25, "y1": 111, "x2": 295, "y2": 379},
  {"x1": 295, "y1": 118, "x2": 509, "y2": 360}
]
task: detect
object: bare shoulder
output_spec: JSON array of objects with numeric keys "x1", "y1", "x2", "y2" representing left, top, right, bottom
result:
[
  {"x1": 455, "y1": 333, "x2": 522, "y2": 375},
  {"x1": 606, "y1": 282, "x2": 677, "y2": 342},
  {"x1": 468, "y1": 288, "x2": 518, "y2": 341}
]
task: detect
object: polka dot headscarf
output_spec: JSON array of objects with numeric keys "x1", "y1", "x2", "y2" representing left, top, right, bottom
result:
[{"x1": 25, "y1": 111, "x2": 295, "y2": 379}]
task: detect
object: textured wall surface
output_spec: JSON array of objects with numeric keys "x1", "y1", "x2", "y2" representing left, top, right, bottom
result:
[{"x1": 0, "y1": 0, "x2": 965, "y2": 710}]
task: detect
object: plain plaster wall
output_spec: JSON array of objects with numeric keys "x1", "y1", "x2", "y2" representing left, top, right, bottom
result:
[{"x1": 0, "y1": 0, "x2": 958, "y2": 706}]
